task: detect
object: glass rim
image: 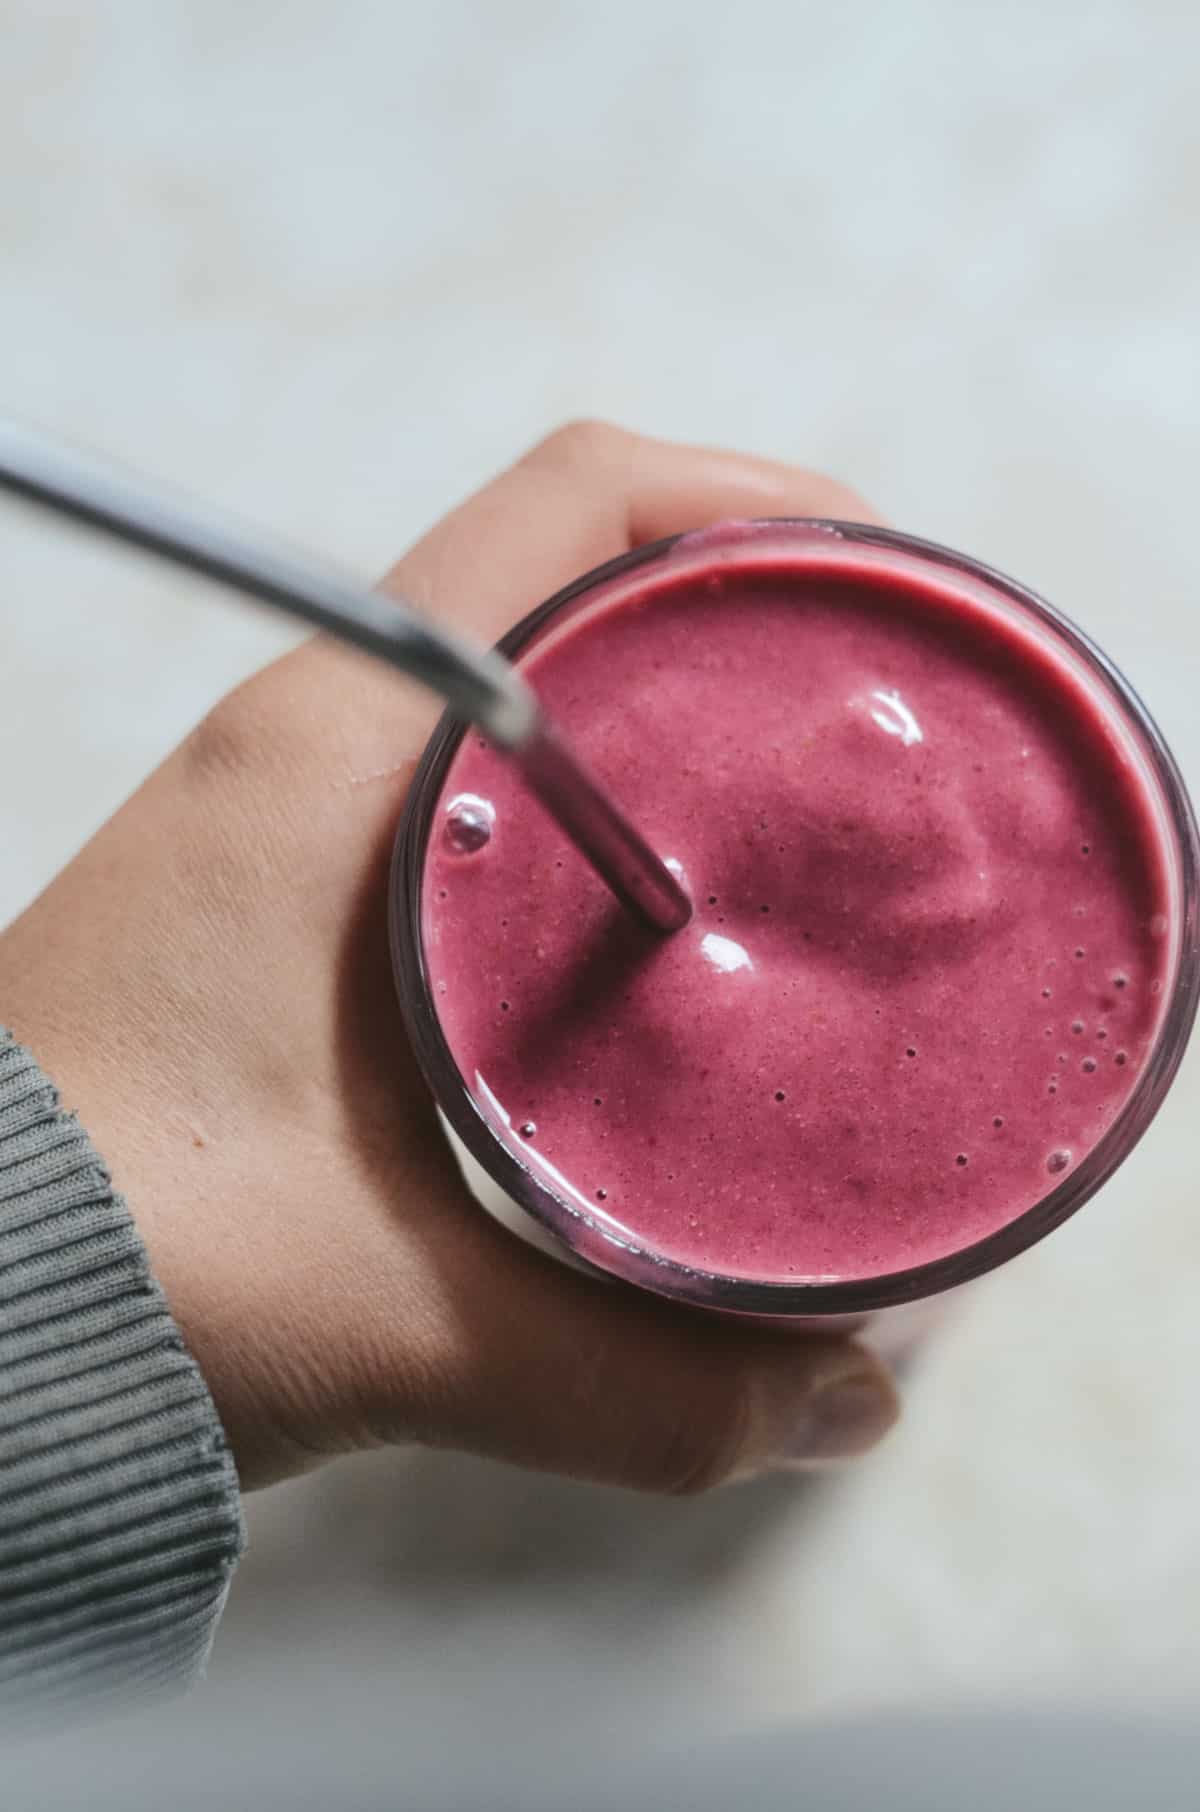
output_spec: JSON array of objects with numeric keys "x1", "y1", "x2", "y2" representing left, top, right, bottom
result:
[{"x1": 390, "y1": 520, "x2": 1200, "y2": 1316}]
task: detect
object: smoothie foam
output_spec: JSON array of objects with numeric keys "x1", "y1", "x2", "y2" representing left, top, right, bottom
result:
[{"x1": 421, "y1": 534, "x2": 1172, "y2": 1283}]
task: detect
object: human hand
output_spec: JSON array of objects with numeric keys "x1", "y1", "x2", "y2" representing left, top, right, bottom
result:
[{"x1": 0, "y1": 423, "x2": 900, "y2": 1490}]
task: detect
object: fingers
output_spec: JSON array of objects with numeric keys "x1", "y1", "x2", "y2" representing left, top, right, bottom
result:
[
  {"x1": 394, "y1": 1201, "x2": 899, "y2": 1493},
  {"x1": 382, "y1": 419, "x2": 881, "y2": 653},
  {"x1": 279, "y1": 421, "x2": 878, "y2": 750}
]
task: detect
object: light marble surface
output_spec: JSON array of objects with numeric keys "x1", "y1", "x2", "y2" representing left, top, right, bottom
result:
[{"x1": 3, "y1": 0, "x2": 1200, "y2": 1756}]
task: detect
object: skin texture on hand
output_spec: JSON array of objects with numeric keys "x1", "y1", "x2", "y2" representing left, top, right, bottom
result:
[{"x1": 0, "y1": 423, "x2": 900, "y2": 1491}]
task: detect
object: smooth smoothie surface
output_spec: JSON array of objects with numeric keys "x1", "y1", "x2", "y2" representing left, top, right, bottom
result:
[{"x1": 422, "y1": 542, "x2": 1170, "y2": 1282}]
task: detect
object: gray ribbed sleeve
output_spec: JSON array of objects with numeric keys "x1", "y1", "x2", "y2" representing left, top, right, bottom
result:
[{"x1": 0, "y1": 1028, "x2": 245, "y2": 1720}]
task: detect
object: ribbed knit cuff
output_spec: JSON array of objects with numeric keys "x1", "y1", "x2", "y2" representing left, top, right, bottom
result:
[{"x1": 0, "y1": 1029, "x2": 245, "y2": 1720}]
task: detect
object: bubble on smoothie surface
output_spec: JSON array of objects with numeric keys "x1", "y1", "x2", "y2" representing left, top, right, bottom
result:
[
  {"x1": 1046, "y1": 1148, "x2": 1072, "y2": 1175},
  {"x1": 1082, "y1": 1057, "x2": 1097, "y2": 1074},
  {"x1": 443, "y1": 793, "x2": 495, "y2": 854},
  {"x1": 519, "y1": 1120, "x2": 537, "y2": 1139}
]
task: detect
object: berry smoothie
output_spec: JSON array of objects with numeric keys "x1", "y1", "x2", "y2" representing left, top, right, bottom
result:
[{"x1": 419, "y1": 529, "x2": 1176, "y2": 1285}]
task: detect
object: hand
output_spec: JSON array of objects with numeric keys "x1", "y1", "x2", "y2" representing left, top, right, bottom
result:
[{"x1": 0, "y1": 423, "x2": 900, "y2": 1490}]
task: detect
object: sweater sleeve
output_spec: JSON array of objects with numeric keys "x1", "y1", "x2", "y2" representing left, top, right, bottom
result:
[{"x1": 0, "y1": 1028, "x2": 245, "y2": 1720}]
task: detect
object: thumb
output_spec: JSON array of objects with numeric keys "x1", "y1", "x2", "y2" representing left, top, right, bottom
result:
[{"x1": 404, "y1": 1213, "x2": 901, "y2": 1493}]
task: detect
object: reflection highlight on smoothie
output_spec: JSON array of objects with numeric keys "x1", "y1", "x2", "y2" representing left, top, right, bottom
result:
[
  {"x1": 699, "y1": 932, "x2": 754, "y2": 975},
  {"x1": 865, "y1": 687, "x2": 924, "y2": 747}
]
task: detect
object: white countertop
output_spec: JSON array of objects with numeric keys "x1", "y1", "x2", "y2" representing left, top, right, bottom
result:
[{"x1": 3, "y1": 0, "x2": 1198, "y2": 1753}]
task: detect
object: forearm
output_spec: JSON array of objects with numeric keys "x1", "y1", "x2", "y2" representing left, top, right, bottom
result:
[{"x1": 0, "y1": 1027, "x2": 244, "y2": 1722}]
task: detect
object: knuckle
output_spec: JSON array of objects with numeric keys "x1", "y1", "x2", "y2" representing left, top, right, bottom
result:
[
  {"x1": 639, "y1": 1369, "x2": 754, "y2": 1497},
  {"x1": 185, "y1": 665, "x2": 310, "y2": 788},
  {"x1": 526, "y1": 417, "x2": 629, "y2": 471},
  {"x1": 185, "y1": 689, "x2": 262, "y2": 783}
]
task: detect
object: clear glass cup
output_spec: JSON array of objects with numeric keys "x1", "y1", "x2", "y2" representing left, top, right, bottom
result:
[{"x1": 390, "y1": 521, "x2": 1200, "y2": 1336}]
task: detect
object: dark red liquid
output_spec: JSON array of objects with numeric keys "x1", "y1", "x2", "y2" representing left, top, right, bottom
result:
[{"x1": 423, "y1": 541, "x2": 1171, "y2": 1282}]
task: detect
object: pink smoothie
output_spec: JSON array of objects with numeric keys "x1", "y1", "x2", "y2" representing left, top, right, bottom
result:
[{"x1": 421, "y1": 535, "x2": 1173, "y2": 1282}]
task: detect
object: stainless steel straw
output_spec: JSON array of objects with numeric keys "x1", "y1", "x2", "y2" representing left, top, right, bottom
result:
[{"x1": 0, "y1": 419, "x2": 691, "y2": 933}]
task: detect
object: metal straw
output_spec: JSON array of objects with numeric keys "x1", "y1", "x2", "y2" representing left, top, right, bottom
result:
[{"x1": 0, "y1": 419, "x2": 691, "y2": 933}]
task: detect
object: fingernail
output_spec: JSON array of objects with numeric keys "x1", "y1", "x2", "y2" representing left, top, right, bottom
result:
[{"x1": 775, "y1": 1360, "x2": 899, "y2": 1468}]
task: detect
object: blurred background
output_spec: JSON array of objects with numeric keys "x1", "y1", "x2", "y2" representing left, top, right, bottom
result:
[{"x1": 3, "y1": 0, "x2": 1200, "y2": 1783}]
